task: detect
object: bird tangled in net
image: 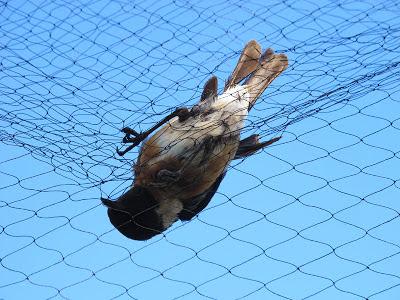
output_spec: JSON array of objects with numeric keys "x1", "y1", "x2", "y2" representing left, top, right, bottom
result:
[{"x1": 102, "y1": 40, "x2": 288, "y2": 240}]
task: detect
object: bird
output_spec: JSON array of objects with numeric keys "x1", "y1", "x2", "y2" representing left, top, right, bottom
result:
[{"x1": 101, "y1": 40, "x2": 288, "y2": 240}]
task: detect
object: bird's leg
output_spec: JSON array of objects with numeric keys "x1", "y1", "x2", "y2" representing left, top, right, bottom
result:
[
  {"x1": 121, "y1": 107, "x2": 191, "y2": 144},
  {"x1": 149, "y1": 169, "x2": 182, "y2": 188},
  {"x1": 175, "y1": 107, "x2": 192, "y2": 122},
  {"x1": 116, "y1": 107, "x2": 192, "y2": 156},
  {"x1": 116, "y1": 128, "x2": 148, "y2": 156}
]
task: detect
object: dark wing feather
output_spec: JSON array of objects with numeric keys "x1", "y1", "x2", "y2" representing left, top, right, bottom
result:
[
  {"x1": 200, "y1": 76, "x2": 218, "y2": 103},
  {"x1": 234, "y1": 135, "x2": 281, "y2": 160},
  {"x1": 178, "y1": 172, "x2": 226, "y2": 221}
]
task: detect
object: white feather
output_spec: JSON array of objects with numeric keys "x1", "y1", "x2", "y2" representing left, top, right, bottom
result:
[{"x1": 152, "y1": 85, "x2": 250, "y2": 161}]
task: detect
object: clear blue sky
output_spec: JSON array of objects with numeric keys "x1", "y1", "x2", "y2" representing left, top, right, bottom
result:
[{"x1": 1, "y1": 0, "x2": 400, "y2": 299}]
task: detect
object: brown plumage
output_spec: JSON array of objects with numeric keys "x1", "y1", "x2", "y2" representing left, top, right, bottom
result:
[{"x1": 102, "y1": 40, "x2": 288, "y2": 240}]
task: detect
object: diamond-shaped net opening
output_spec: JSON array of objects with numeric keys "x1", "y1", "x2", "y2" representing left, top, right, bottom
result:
[{"x1": 1, "y1": 0, "x2": 399, "y2": 299}]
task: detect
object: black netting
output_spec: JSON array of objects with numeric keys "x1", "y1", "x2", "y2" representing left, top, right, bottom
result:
[{"x1": 1, "y1": 0, "x2": 399, "y2": 299}]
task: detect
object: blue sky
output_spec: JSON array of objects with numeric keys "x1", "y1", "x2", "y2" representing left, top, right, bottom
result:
[{"x1": 1, "y1": 0, "x2": 400, "y2": 299}]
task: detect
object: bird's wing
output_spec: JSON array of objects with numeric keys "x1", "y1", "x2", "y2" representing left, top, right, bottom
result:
[
  {"x1": 200, "y1": 76, "x2": 218, "y2": 103},
  {"x1": 178, "y1": 134, "x2": 280, "y2": 221},
  {"x1": 234, "y1": 134, "x2": 281, "y2": 160},
  {"x1": 178, "y1": 171, "x2": 226, "y2": 221}
]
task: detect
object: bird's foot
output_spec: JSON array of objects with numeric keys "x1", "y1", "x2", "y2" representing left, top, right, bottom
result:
[
  {"x1": 175, "y1": 107, "x2": 192, "y2": 122},
  {"x1": 149, "y1": 169, "x2": 182, "y2": 188},
  {"x1": 157, "y1": 169, "x2": 181, "y2": 182},
  {"x1": 121, "y1": 127, "x2": 147, "y2": 144},
  {"x1": 115, "y1": 107, "x2": 191, "y2": 157},
  {"x1": 116, "y1": 127, "x2": 149, "y2": 156}
]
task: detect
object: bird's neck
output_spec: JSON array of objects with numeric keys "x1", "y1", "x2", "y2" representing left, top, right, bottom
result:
[{"x1": 155, "y1": 198, "x2": 183, "y2": 229}]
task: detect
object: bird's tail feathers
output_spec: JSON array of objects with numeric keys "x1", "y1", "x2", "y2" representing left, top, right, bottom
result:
[
  {"x1": 244, "y1": 48, "x2": 288, "y2": 110},
  {"x1": 224, "y1": 40, "x2": 261, "y2": 91}
]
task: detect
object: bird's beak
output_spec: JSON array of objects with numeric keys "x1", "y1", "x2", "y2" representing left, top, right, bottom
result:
[{"x1": 101, "y1": 197, "x2": 122, "y2": 211}]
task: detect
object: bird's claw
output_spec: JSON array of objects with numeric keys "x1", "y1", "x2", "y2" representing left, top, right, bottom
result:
[
  {"x1": 116, "y1": 146, "x2": 125, "y2": 156},
  {"x1": 121, "y1": 127, "x2": 139, "y2": 136},
  {"x1": 157, "y1": 169, "x2": 181, "y2": 183},
  {"x1": 121, "y1": 127, "x2": 147, "y2": 144},
  {"x1": 175, "y1": 107, "x2": 192, "y2": 122},
  {"x1": 116, "y1": 106, "x2": 190, "y2": 156},
  {"x1": 123, "y1": 132, "x2": 146, "y2": 144},
  {"x1": 116, "y1": 127, "x2": 147, "y2": 156},
  {"x1": 116, "y1": 143, "x2": 137, "y2": 156}
]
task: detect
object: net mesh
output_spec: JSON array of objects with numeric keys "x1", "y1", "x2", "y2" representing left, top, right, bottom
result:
[{"x1": 1, "y1": 0, "x2": 400, "y2": 299}]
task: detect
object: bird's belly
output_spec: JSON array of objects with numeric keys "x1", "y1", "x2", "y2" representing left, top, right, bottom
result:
[
  {"x1": 135, "y1": 88, "x2": 249, "y2": 200},
  {"x1": 136, "y1": 128, "x2": 238, "y2": 200}
]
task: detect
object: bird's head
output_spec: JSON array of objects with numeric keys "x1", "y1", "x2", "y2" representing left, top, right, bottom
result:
[{"x1": 101, "y1": 186, "x2": 164, "y2": 241}]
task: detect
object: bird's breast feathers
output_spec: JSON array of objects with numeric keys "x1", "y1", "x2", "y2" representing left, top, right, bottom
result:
[
  {"x1": 150, "y1": 85, "x2": 250, "y2": 156},
  {"x1": 135, "y1": 85, "x2": 250, "y2": 199}
]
